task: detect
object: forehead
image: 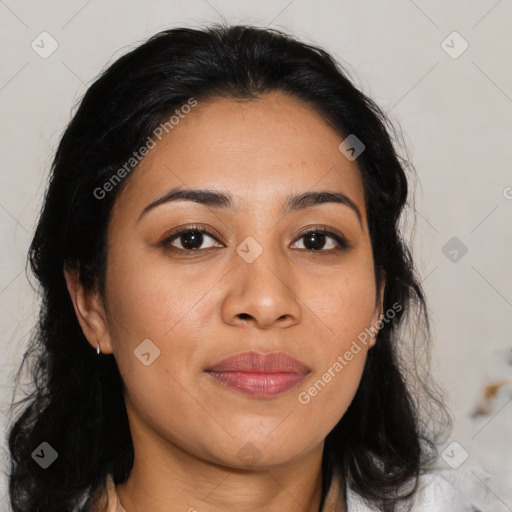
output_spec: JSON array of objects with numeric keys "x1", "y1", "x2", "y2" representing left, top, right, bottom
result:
[{"x1": 116, "y1": 91, "x2": 366, "y2": 221}]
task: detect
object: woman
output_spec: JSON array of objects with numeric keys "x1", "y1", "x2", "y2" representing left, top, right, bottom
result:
[{"x1": 8, "y1": 24, "x2": 457, "y2": 511}]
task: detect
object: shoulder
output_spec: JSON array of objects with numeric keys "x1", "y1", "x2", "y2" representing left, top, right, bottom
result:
[
  {"x1": 407, "y1": 468, "x2": 475, "y2": 511},
  {"x1": 345, "y1": 467, "x2": 476, "y2": 511},
  {"x1": 77, "y1": 473, "x2": 120, "y2": 512}
]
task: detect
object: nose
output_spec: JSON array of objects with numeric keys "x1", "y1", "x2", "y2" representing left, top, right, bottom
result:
[{"x1": 221, "y1": 248, "x2": 302, "y2": 330}]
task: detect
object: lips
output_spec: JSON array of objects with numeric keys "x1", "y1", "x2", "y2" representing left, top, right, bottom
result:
[{"x1": 205, "y1": 351, "x2": 310, "y2": 398}]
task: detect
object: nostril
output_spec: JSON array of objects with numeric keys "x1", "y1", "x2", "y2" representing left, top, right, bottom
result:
[{"x1": 239, "y1": 313, "x2": 251, "y2": 320}]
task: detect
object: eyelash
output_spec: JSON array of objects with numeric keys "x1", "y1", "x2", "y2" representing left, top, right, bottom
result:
[{"x1": 160, "y1": 224, "x2": 350, "y2": 255}]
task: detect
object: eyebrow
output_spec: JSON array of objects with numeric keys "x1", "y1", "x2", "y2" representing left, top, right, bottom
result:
[{"x1": 137, "y1": 186, "x2": 363, "y2": 228}]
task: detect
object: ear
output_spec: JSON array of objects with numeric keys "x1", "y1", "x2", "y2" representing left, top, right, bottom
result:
[
  {"x1": 368, "y1": 274, "x2": 386, "y2": 349},
  {"x1": 64, "y1": 264, "x2": 113, "y2": 354}
]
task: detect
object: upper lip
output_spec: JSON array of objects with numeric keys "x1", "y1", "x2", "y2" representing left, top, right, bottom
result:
[{"x1": 206, "y1": 351, "x2": 310, "y2": 374}]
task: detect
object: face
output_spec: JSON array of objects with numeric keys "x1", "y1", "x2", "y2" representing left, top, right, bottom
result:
[{"x1": 72, "y1": 91, "x2": 384, "y2": 470}]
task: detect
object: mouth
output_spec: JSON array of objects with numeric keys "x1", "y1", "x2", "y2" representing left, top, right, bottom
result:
[{"x1": 205, "y1": 351, "x2": 311, "y2": 398}]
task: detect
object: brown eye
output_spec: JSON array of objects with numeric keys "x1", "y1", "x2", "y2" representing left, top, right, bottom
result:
[
  {"x1": 161, "y1": 227, "x2": 224, "y2": 253},
  {"x1": 291, "y1": 228, "x2": 349, "y2": 252},
  {"x1": 160, "y1": 225, "x2": 349, "y2": 255}
]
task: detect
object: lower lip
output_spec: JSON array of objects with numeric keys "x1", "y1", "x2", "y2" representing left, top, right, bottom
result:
[{"x1": 206, "y1": 371, "x2": 307, "y2": 398}]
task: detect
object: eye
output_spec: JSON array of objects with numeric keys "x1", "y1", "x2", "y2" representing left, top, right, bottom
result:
[
  {"x1": 160, "y1": 225, "x2": 349, "y2": 255},
  {"x1": 291, "y1": 227, "x2": 349, "y2": 253},
  {"x1": 160, "y1": 226, "x2": 224, "y2": 253}
]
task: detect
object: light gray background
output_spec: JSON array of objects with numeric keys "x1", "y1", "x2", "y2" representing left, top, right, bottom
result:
[{"x1": 1, "y1": 0, "x2": 511, "y2": 510}]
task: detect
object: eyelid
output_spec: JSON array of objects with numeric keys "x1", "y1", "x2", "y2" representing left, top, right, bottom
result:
[
  {"x1": 159, "y1": 224, "x2": 225, "y2": 248},
  {"x1": 291, "y1": 225, "x2": 350, "y2": 251},
  {"x1": 159, "y1": 223, "x2": 350, "y2": 253}
]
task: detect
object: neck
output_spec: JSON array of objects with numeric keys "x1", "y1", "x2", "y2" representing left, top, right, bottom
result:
[{"x1": 116, "y1": 436, "x2": 328, "y2": 512}]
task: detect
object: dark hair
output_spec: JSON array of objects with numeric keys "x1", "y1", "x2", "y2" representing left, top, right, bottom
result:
[{"x1": 7, "y1": 23, "x2": 450, "y2": 511}]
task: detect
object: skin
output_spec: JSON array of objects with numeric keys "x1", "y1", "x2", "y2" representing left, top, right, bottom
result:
[{"x1": 65, "y1": 91, "x2": 385, "y2": 512}]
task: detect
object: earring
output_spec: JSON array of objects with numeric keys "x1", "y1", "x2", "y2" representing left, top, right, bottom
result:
[{"x1": 96, "y1": 343, "x2": 101, "y2": 355}]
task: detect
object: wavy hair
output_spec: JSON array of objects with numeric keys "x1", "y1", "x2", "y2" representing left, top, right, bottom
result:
[{"x1": 7, "y1": 23, "x2": 450, "y2": 511}]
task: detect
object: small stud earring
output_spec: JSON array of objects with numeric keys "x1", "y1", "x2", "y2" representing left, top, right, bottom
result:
[{"x1": 96, "y1": 343, "x2": 101, "y2": 355}]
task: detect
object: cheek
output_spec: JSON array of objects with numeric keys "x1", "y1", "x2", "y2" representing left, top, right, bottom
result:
[
  {"x1": 104, "y1": 242, "x2": 215, "y2": 346},
  {"x1": 292, "y1": 256, "x2": 376, "y2": 423},
  {"x1": 102, "y1": 254, "x2": 217, "y2": 453},
  {"x1": 297, "y1": 339, "x2": 368, "y2": 412},
  {"x1": 304, "y1": 256, "x2": 377, "y2": 345}
]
